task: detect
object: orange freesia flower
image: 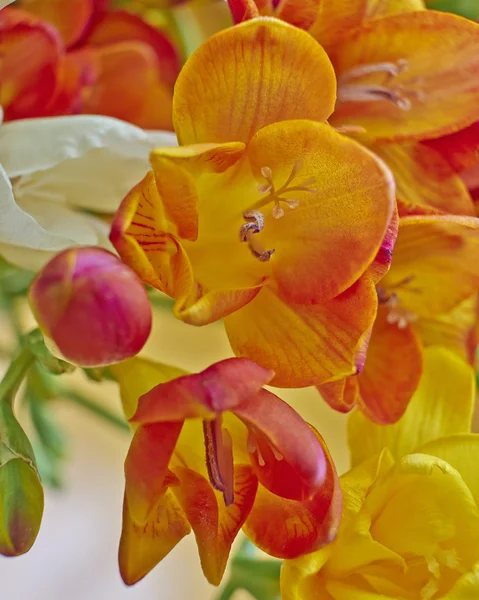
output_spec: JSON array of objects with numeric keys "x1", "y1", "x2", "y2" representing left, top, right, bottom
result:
[
  {"x1": 229, "y1": 1, "x2": 479, "y2": 217},
  {"x1": 319, "y1": 214, "x2": 479, "y2": 423},
  {"x1": 110, "y1": 18, "x2": 396, "y2": 387},
  {"x1": 1, "y1": 2, "x2": 180, "y2": 128},
  {"x1": 113, "y1": 357, "x2": 341, "y2": 586}
]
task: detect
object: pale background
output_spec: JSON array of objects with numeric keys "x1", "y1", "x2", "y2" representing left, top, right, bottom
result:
[{"x1": 0, "y1": 308, "x2": 350, "y2": 600}]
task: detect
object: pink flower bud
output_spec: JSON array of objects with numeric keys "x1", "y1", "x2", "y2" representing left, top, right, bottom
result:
[{"x1": 29, "y1": 247, "x2": 152, "y2": 367}]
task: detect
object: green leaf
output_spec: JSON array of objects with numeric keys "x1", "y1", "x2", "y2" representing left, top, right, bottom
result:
[
  {"x1": 426, "y1": 0, "x2": 479, "y2": 20},
  {"x1": 0, "y1": 402, "x2": 44, "y2": 556}
]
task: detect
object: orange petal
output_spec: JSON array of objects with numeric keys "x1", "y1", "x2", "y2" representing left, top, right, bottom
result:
[
  {"x1": 125, "y1": 422, "x2": 184, "y2": 524},
  {"x1": 173, "y1": 18, "x2": 336, "y2": 144},
  {"x1": 365, "y1": 207, "x2": 398, "y2": 284},
  {"x1": 85, "y1": 9, "x2": 180, "y2": 88},
  {"x1": 243, "y1": 427, "x2": 341, "y2": 558},
  {"x1": 382, "y1": 215, "x2": 479, "y2": 318},
  {"x1": 247, "y1": 0, "x2": 321, "y2": 29},
  {"x1": 131, "y1": 358, "x2": 274, "y2": 424},
  {"x1": 355, "y1": 306, "x2": 423, "y2": 424},
  {"x1": 228, "y1": 0, "x2": 260, "y2": 23},
  {"x1": 371, "y1": 142, "x2": 474, "y2": 217},
  {"x1": 225, "y1": 276, "x2": 378, "y2": 387},
  {"x1": 79, "y1": 41, "x2": 174, "y2": 129},
  {"x1": 424, "y1": 122, "x2": 479, "y2": 173},
  {"x1": 119, "y1": 489, "x2": 190, "y2": 585},
  {"x1": 0, "y1": 8, "x2": 62, "y2": 120},
  {"x1": 19, "y1": 0, "x2": 94, "y2": 47},
  {"x1": 318, "y1": 376, "x2": 360, "y2": 414},
  {"x1": 235, "y1": 389, "x2": 327, "y2": 500},
  {"x1": 171, "y1": 465, "x2": 258, "y2": 585},
  {"x1": 329, "y1": 12, "x2": 479, "y2": 143},
  {"x1": 246, "y1": 120, "x2": 395, "y2": 303}
]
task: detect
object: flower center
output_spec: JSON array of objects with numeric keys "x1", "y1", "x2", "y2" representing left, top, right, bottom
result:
[
  {"x1": 377, "y1": 275, "x2": 420, "y2": 329},
  {"x1": 203, "y1": 416, "x2": 235, "y2": 506},
  {"x1": 239, "y1": 160, "x2": 317, "y2": 262},
  {"x1": 337, "y1": 59, "x2": 421, "y2": 111},
  {"x1": 419, "y1": 550, "x2": 462, "y2": 600}
]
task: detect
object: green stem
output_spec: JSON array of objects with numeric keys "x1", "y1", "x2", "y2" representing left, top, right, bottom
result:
[
  {"x1": 62, "y1": 391, "x2": 130, "y2": 433},
  {"x1": 0, "y1": 346, "x2": 35, "y2": 406},
  {"x1": 216, "y1": 581, "x2": 237, "y2": 600}
]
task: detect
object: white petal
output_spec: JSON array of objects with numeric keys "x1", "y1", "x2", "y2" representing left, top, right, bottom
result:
[{"x1": 0, "y1": 115, "x2": 177, "y2": 212}]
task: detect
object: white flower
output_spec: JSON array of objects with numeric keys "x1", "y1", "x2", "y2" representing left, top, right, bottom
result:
[{"x1": 0, "y1": 115, "x2": 177, "y2": 270}]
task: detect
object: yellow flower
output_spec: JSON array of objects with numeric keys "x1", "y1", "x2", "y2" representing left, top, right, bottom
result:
[{"x1": 282, "y1": 346, "x2": 479, "y2": 599}]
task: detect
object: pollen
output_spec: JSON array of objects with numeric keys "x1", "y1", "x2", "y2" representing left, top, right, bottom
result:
[
  {"x1": 337, "y1": 59, "x2": 421, "y2": 111},
  {"x1": 240, "y1": 210, "x2": 276, "y2": 262}
]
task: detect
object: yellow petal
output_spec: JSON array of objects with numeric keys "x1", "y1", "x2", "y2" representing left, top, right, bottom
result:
[
  {"x1": 348, "y1": 346, "x2": 475, "y2": 466},
  {"x1": 225, "y1": 277, "x2": 377, "y2": 387},
  {"x1": 329, "y1": 12, "x2": 479, "y2": 143},
  {"x1": 246, "y1": 120, "x2": 395, "y2": 303},
  {"x1": 173, "y1": 18, "x2": 336, "y2": 144},
  {"x1": 382, "y1": 215, "x2": 479, "y2": 318},
  {"x1": 371, "y1": 142, "x2": 474, "y2": 217}
]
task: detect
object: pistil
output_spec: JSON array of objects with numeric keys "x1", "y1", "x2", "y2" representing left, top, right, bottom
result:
[{"x1": 203, "y1": 417, "x2": 235, "y2": 506}]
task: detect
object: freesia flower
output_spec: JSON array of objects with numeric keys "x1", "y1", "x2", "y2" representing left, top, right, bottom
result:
[
  {"x1": 29, "y1": 246, "x2": 152, "y2": 367},
  {"x1": 112, "y1": 357, "x2": 341, "y2": 585},
  {"x1": 282, "y1": 345, "x2": 479, "y2": 600},
  {"x1": 229, "y1": 1, "x2": 479, "y2": 217},
  {"x1": 110, "y1": 18, "x2": 396, "y2": 387},
  {"x1": 0, "y1": 114, "x2": 176, "y2": 270},
  {"x1": 318, "y1": 214, "x2": 479, "y2": 423},
  {"x1": 1, "y1": 2, "x2": 181, "y2": 128}
]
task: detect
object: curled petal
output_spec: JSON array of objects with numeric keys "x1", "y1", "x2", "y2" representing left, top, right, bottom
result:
[
  {"x1": 171, "y1": 465, "x2": 258, "y2": 586},
  {"x1": 348, "y1": 346, "x2": 475, "y2": 465},
  {"x1": 366, "y1": 208, "x2": 398, "y2": 283},
  {"x1": 330, "y1": 12, "x2": 479, "y2": 143},
  {"x1": 130, "y1": 358, "x2": 274, "y2": 424},
  {"x1": 382, "y1": 215, "x2": 479, "y2": 318},
  {"x1": 225, "y1": 277, "x2": 378, "y2": 387},
  {"x1": 235, "y1": 389, "x2": 327, "y2": 500},
  {"x1": 173, "y1": 18, "x2": 336, "y2": 144},
  {"x1": 371, "y1": 142, "x2": 474, "y2": 216},
  {"x1": 318, "y1": 377, "x2": 360, "y2": 414},
  {"x1": 243, "y1": 427, "x2": 341, "y2": 558},
  {"x1": 119, "y1": 489, "x2": 190, "y2": 585},
  {"x1": 228, "y1": 0, "x2": 260, "y2": 23},
  {"x1": 246, "y1": 121, "x2": 395, "y2": 303}
]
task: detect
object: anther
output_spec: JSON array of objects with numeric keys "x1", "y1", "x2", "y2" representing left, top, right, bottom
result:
[{"x1": 240, "y1": 210, "x2": 275, "y2": 262}]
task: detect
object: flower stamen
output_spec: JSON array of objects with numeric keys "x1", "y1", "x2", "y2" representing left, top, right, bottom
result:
[
  {"x1": 203, "y1": 417, "x2": 235, "y2": 506},
  {"x1": 240, "y1": 210, "x2": 275, "y2": 262}
]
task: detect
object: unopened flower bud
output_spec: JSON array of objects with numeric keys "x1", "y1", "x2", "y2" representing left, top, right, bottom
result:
[{"x1": 29, "y1": 247, "x2": 152, "y2": 367}]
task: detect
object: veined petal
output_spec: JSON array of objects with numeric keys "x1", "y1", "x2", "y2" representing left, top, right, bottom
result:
[
  {"x1": 225, "y1": 277, "x2": 378, "y2": 387},
  {"x1": 246, "y1": 121, "x2": 395, "y2": 303},
  {"x1": 119, "y1": 488, "x2": 190, "y2": 586},
  {"x1": 171, "y1": 465, "x2": 258, "y2": 586},
  {"x1": 348, "y1": 346, "x2": 475, "y2": 465},
  {"x1": 85, "y1": 9, "x2": 180, "y2": 87},
  {"x1": 0, "y1": 9, "x2": 62, "y2": 121},
  {"x1": 110, "y1": 357, "x2": 187, "y2": 420},
  {"x1": 356, "y1": 307, "x2": 423, "y2": 424},
  {"x1": 79, "y1": 41, "x2": 174, "y2": 130},
  {"x1": 424, "y1": 122, "x2": 479, "y2": 173},
  {"x1": 382, "y1": 215, "x2": 479, "y2": 318},
  {"x1": 19, "y1": 0, "x2": 94, "y2": 47},
  {"x1": 130, "y1": 358, "x2": 274, "y2": 423},
  {"x1": 124, "y1": 422, "x2": 183, "y2": 524},
  {"x1": 371, "y1": 142, "x2": 474, "y2": 216},
  {"x1": 235, "y1": 389, "x2": 327, "y2": 500},
  {"x1": 418, "y1": 434, "x2": 479, "y2": 506},
  {"x1": 173, "y1": 18, "x2": 336, "y2": 145},
  {"x1": 330, "y1": 12, "x2": 479, "y2": 143},
  {"x1": 243, "y1": 426, "x2": 341, "y2": 558}
]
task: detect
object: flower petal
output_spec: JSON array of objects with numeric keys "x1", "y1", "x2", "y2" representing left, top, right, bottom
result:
[
  {"x1": 171, "y1": 464, "x2": 258, "y2": 586},
  {"x1": 235, "y1": 389, "x2": 327, "y2": 500},
  {"x1": 85, "y1": 9, "x2": 180, "y2": 88},
  {"x1": 130, "y1": 358, "x2": 274, "y2": 424},
  {"x1": 110, "y1": 356, "x2": 187, "y2": 420},
  {"x1": 246, "y1": 120, "x2": 395, "y2": 303},
  {"x1": 371, "y1": 142, "x2": 474, "y2": 216},
  {"x1": 0, "y1": 8, "x2": 62, "y2": 121},
  {"x1": 19, "y1": 0, "x2": 94, "y2": 47},
  {"x1": 243, "y1": 426, "x2": 341, "y2": 558},
  {"x1": 119, "y1": 489, "x2": 190, "y2": 586},
  {"x1": 424, "y1": 121, "x2": 479, "y2": 173},
  {"x1": 382, "y1": 215, "x2": 479, "y2": 318},
  {"x1": 347, "y1": 346, "x2": 475, "y2": 465},
  {"x1": 225, "y1": 276, "x2": 377, "y2": 387},
  {"x1": 173, "y1": 18, "x2": 336, "y2": 144},
  {"x1": 329, "y1": 12, "x2": 479, "y2": 143},
  {"x1": 318, "y1": 377, "x2": 360, "y2": 414},
  {"x1": 124, "y1": 422, "x2": 184, "y2": 523}
]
